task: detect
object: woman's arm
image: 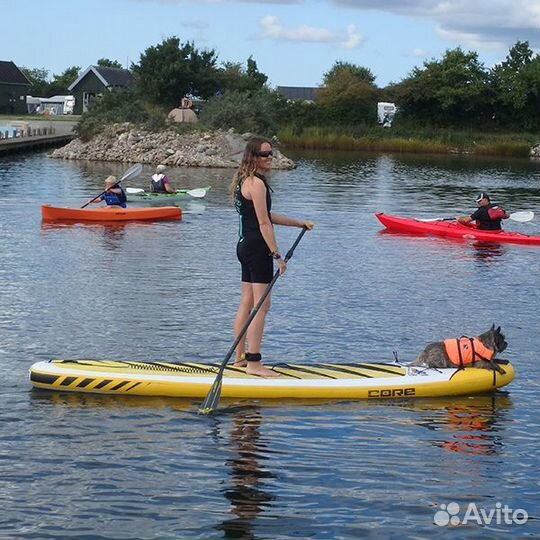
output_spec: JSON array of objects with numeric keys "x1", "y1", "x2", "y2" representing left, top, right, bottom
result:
[
  {"x1": 164, "y1": 177, "x2": 175, "y2": 193},
  {"x1": 270, "y1": 212, "x2": 302, "y2": 227}
]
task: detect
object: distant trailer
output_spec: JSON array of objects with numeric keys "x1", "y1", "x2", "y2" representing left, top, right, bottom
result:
[
  {"x1": 377, "y1": 102, "x2": 397, "y2": 127},
  {"x1": 26, "y1": 95, "x2": 74, "y2": 115}
]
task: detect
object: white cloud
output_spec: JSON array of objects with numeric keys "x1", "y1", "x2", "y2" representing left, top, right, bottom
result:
[
  {"x1": 258, "y1": 15, "x2": 364, "y2": 48},
  {"x1": 331, "y1": 0, "x2": 540, "y2": 49},
  {"x1": 412, "y1": 47, "x2": 427, "y2": 57}
]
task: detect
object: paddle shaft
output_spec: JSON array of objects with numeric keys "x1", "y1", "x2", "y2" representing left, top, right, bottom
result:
[
  {"x1": 81, "y1": 163, "x2": 143, "y2": 208},
  {"x1": 199, "y1": 227, "x2": 308, "y2": 414},
  {"x1": 81, "y1": 182, "x2": 122, "y2": 208},
  {"x1": 421, "y1": 211, "x2": 533, "y2": 223}
]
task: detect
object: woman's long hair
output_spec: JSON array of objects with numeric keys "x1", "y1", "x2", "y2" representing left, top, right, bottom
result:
[{"x1": 229, "y1": 136, "x2": 272, "y2": 201}]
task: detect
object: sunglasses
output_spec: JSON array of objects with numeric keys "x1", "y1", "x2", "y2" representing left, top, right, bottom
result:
[{"x1": 256, "y1": 150, "x2": 273, "y2": 158}]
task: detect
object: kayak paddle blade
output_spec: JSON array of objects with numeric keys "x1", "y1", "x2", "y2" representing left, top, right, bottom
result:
[{"x1": 509, "y1": 211, "x2": 534, "y2": 222}]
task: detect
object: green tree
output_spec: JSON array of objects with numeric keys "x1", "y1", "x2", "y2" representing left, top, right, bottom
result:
[
  {"x1": 246, "y1": 56, "x2": 268, "y2": 89},
  {"x1": 323, "y1": 61, "x2": 376, "y2": 86},
  {"x1": 21, "y1": 67, "x2": 49, "y2": 96},
  {"x1": 391, "y1": 48, "x2": 490, "y2": 126},
  {"x1": 490, "y1": 41, "x2": 540, "y2": 129},
  {"x1": 97, "y1": 58, "x2": 123, "y2": 69},
  {"x1": 199, "y1": 88, "x2": 286, "y2": 136},
  {"x1": 132, "y1": 36, "x2": 220, "y2": 108},
  {"x1": 46, "y1": 66, "x2": 80, "y2": 97},
  {"x1": 217, "y1": 56, "x2": 268, "y2": 94},
  {"x1": 318, "y1": 61, "x2": 378, "y2": 125}
]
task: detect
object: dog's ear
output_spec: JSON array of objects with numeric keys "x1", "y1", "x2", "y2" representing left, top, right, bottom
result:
[
  {"x1": 496, "y1": 326, "x2": 501, "y2": 334},
  {"x1": 491, "y1": 323, "x2": 496, "y2": 331}
]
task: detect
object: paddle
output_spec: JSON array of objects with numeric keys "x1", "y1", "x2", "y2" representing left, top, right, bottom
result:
[
  {"x1": 199, "y1": 227, "x2": 309, "y2": 415},
  {"x1": 81, "y1": 163, "x2": 143, "y2": 208},
  {"x1": 419, "y1": 211, "x2": 534, "y2": 223},
  {"x1": 126, "y1": 186, "x2": 209, "y2": 198}
]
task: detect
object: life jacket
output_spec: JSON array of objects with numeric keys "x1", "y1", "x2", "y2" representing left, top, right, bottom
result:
[
  {"x1": 150, "y1": 173, "x2": 168, "y2": 193},
  {"x1": 444, "y1": 337, "x2": 495, "y2": 368},
  {"x1": 487, "y1": 205, "x2": 507, "y2": 220},
  {"x1": 103, "y1": 187, "x2": 127, "y2": 208}
]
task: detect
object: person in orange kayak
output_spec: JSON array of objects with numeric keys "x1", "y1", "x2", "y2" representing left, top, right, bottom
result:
[
  {"x1": 150, "y1": 164, "x2": 175, "y2": 193},
  {"x1": 87, "y1": 176, "x2": 128, "y2": 208},
  {"x1": 457, "y1": 192, "x2": 509, "y2": 230},
  {"x1": 231, "y1": 136, "x2": 314, "y2": 377}
]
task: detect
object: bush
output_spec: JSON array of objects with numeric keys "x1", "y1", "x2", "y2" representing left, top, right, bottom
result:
[
  {"x1": 199, "y1": 89, "x2": 286, "y2": 136},
  {"x1": 74, "y1": 90, "x2": 167, "y2": 141}
]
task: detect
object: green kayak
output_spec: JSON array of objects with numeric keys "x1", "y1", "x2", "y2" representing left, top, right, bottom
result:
[{"x1": 126, "y1": 186, "x2": 210, "y2": 200}]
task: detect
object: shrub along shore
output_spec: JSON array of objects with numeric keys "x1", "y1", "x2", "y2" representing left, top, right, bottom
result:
[{"x1": 277, "y1": 126, "x2": 538, "y2": 158}]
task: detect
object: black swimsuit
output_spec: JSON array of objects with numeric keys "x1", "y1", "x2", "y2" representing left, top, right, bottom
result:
[{"x1": 235, "y1": 173, "x2": 273, "y2": 284}]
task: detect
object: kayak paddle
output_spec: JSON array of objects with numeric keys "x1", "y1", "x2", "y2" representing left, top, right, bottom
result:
[
  {"x1": 199, "y1": 227, "x2": 309, "y2": 415},
  {"x1": 419, "y1": 211, "x2": 534, "y2": 223},
  {"x1": 81, "y1": 163, "x2": 143, "y2": 208}
]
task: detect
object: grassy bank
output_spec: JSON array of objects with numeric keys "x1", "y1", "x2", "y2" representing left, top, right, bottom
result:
[
  {"x1": 278, "y1": 126, "x2": 537, "y2": 157},
  {"x1": 0, "y1": 114, "x2": 81, "y2": 123}
]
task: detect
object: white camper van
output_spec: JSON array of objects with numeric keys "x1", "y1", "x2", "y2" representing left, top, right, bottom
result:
[{"x1": 377, "y1": 102, "x2": 397, "y2": 127}]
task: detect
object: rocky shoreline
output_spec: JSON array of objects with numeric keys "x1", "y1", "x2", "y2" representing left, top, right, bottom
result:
[{"x1": 50, "y1": 124, "x2": 296, "y2": 169}]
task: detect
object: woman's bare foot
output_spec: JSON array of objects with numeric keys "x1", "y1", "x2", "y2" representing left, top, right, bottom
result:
[
  {"x1": 233, "y1": 353, "x2": 247, "y2": 367},
  {"x1": 233, "y1": 360, "x2": 247, "y2": 367},
  {"x1": 246, "y1": 361, "x2": 280, "y2": 378}
]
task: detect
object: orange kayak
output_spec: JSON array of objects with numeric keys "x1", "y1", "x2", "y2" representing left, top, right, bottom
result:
[{"x1": 41, "y1": 205, "x2": 182, "y2": 222}]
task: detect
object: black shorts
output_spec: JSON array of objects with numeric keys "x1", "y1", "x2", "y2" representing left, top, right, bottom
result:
[{"x1": 237, "y1": 236, "x2": 273, "y2": 284}]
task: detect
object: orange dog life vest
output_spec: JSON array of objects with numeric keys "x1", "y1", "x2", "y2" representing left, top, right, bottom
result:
[{"x1": 444, "y1": 337, "x2": 495, "y2": 368}]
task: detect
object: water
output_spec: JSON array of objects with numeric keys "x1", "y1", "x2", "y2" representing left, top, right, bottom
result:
[
  {"x1": 0, "y1": 125, "x2": 17, "y2": 138},
  {"x1": 0, "y1": 150, "x2": 539, "y2": 539}
]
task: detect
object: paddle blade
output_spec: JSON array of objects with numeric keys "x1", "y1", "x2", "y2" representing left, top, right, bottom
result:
[
  {"x1": 120, "y1": 163, "x2": 143, "y2": 182},
  {"x1": 126, "y1": 187, "x2": 145, "y2": 194},
  {"x1": 509, "y1": 211, "x2": 534, "y2": 223},
  {"x1": 187, "y1": 188, "x2": 207, "y2": 199},
  {"x1": 198, "y1": 376, "x2": 223, "y2": 415}
]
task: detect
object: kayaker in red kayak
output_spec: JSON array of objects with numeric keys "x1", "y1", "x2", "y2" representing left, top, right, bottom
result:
[
  {"x1": 86, "y1": 176, "x2": 128, "y2": 208},
  {"x1": 150, "y1": 164, "x2": 175, "y2": 194},
  {"x1": 457, "y1": 192, "x2": 509, "y2": 230},
  {"x1": 231, "y1": 136, "x2": 314, "y2": 377}
]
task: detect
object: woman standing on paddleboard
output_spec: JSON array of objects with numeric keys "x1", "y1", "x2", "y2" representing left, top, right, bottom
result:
[{"x1": 231, "y1": 137, "x2": 313, "y2": 377}]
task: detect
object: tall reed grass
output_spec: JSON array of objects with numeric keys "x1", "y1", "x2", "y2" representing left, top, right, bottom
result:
[{"x1": 278, "y1": 126, "x2": 532, "y2": 157}]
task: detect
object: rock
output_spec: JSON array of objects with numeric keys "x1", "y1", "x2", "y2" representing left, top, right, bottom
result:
[{"x1": 50, "y1": 125, "x2": 296, "y2": 169}]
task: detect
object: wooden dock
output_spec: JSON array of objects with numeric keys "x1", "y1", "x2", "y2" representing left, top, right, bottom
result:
[
  {"x1": 0, "y1": 133, "x2": 75, "y2": 155},
  {"x1": 0, "y1": 119, "x2": 77, "y2": 155}
]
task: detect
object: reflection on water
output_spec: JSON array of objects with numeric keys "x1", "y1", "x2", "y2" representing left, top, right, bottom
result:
[
  {"x1": 410, "y1": 395, "x2": 512, "y2": 457},
  {"x1": 218, "y1": 408, "x2": 274, "y2": 540},
  {"x1": 378, "y1": 229, "x2": 510, "y2": 266}
]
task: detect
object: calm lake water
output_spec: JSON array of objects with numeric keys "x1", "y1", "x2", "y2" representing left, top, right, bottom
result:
[{"x1": 0, "y1": 149, "x2": 539, "y2": 539}]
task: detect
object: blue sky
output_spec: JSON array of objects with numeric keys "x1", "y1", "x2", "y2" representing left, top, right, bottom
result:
[{"x1": 4, "y1": 0, "x2": 539, "y2": 88}]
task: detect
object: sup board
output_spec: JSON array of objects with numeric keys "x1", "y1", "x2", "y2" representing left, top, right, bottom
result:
[{"x1": 29, "y1": 359, "x2": 514, "y2": 400}]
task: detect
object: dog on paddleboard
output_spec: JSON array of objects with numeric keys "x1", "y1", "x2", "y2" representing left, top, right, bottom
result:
[{"x1": 410, "y1": 325, "x2": 507, "y2": 374}]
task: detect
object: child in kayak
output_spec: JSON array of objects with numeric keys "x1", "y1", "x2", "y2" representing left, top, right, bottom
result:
[
  {"x1": 458, "y1": 192, "x2": 508, "y2": 230},
  {"x1": 87, "y1": 176, "x2": 128, "y2": 208},
  {"x1": 150, "y1": 164, "x2": 175, "y2": 193}
]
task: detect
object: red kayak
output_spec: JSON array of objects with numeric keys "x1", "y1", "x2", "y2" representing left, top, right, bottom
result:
[
  {"x1": 375, "y1": 213, "x2": 540, "y2": 246},
  {"x1": 42, "y1": 205, "x2": 182, "y2": 222}
]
